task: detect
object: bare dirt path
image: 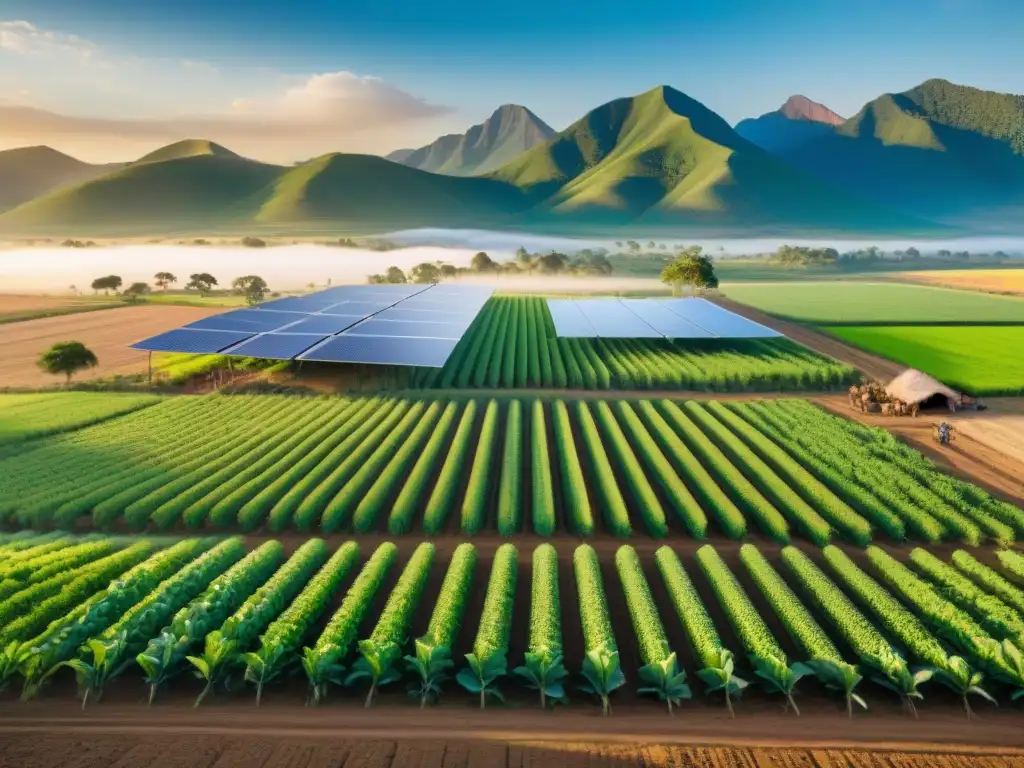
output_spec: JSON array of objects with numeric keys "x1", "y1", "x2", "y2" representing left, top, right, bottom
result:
[
  {"x1": 815, "y1": 395, "x2": 1024, "y2": 506},
  {"x1": 1, "y1": 706, "x2": 1022, "y2": 757},
  {"x1": 711, "y1": 297, "x2": 904, "y2": 381},
  {"x1": 0, "y1": 305, "x2": 221, "y2": 388}
]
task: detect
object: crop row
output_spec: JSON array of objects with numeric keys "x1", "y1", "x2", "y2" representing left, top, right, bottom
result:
[
  {"x1": 2, "y1": 394, "x2": 1020, "y2": 545},
  {"x1": 418, "y1": 296, "x2": 857, "y2": 392},
  {"x1": 3, "y1": 534, "x2": 1024, "y2": 715}
]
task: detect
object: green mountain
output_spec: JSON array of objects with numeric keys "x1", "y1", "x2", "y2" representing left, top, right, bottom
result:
[
  {"x1": 735, "y1": 95, "x2": 844, "y2": 156},
  {"x1": 760, "y1": 79, "x2": 1024, "y2": 225},
  {"x1": 386, "y1": 105, "x2": 555, "y2": 176},
  {"x1": 250, "y1": 153, "x2": 530, "y2": 228},
  {"x1": 0, "y1": 146, "x2": 122, "y2": 213},
  {"x1": 0, "y1": 142, "x2": 282, "y2": 234},
  {"x1": 0, "y1": 89, "x2": 933, "y2": 236},
  {"x1": 489, "y1": 85, "x2": 918, "y2": 231}
]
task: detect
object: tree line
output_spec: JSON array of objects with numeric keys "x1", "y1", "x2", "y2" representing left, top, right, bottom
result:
[{"x1": 88, "y1": 273, "x2": 269, "y2": 305}]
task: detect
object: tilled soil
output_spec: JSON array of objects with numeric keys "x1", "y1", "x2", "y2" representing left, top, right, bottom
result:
[
  {"x1": 0, "y1": 718, "x2": 1022, "y2": 768},
  {"x1": 0, "y1": 305, "x2": 221, "y2": 387}
]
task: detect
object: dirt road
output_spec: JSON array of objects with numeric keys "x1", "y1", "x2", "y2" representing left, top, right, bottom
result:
[
  {"x1": 0, "y1": 305, "x2": 220, "y2": 388},
  {"x1": 815, "y1": 395, "x2": 1024, "y2": 506},
  {"x1": 711, "y1": 297, "x2": 904, "y2": 381}
]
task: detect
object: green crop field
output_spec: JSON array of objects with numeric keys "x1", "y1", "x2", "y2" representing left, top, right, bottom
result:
[
  {"x1": 417, "y1": 296, "x2": 856, "y2": 391},
  {"x1": 1, "y1": 533, "x2": 1022, "y2": 716},
  {"x1": 826, "y1": 325, "x2": 1024, "y2": 395},
  {"x1": 723, "y1": 281, "x2": 1024, "y2": 325},
  {"x1": 1, "y1": 393, "x2": 1019, "y2": 545},
  {"x1": 0, "y1": 392, "x2": 163, "y2": 448}
]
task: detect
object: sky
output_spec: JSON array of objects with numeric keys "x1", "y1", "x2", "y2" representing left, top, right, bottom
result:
[{"x1": 1, "y1": 0, "x2": 1022, "y2": 164}]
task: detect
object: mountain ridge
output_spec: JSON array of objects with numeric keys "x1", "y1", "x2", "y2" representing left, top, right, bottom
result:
[
  {"x1": 0, "y1": 146, "x2": 123, "y2": 212},
  {"x1": 388, "y1": 104, "x2": 556, "y2": 176}
]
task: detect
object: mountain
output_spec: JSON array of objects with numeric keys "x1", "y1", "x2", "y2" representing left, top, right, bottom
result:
[
  {"x1": 0, "y1": 141, "x2": 282, "y2": 234},
  {"x1": 387, "y1": 105, "x2": 556, "y2": 176},
  {"x1": 489, "y1": 85, "x2": 919, "y2": 230},
  {"x1": 0, "y1": 146, "x2": 122, "y2": 212},
  {"x1": 735, "y1": 95, "x2": 844, "y2": 156},
  {"x1": 0, "y1": 91, "x2": 930, "y2": 236},
  {"x1": 754, "y1": 80, "x2": 1024, "y2": 224}
]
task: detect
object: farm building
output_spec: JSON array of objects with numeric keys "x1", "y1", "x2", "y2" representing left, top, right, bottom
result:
[{"x1": 885, "y1": 368, "x2": 964, "y2": 409}]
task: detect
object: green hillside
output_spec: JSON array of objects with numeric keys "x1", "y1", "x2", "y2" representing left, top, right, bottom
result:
[
  {"x1": 251, "y1": 152, "x2": 530, "y2": 227},
  {"x1": 0, "y1": 146, "x2": 121, "y2": 213},
  {"x1": 134, "y1": 139, "x2": 241, "y2": 165},
  {"x1": 491, "y1": 86, "x2": 924, "y2": 231},
  {"x1": 0, "y1": 152, "x2": 284, "y2": 234},
  {"x1": 776, "y1": 80, "x2": 1024, "y2": 224}
]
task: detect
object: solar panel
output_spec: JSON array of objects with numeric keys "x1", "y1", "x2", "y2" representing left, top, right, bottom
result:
[
  {"x1": 257, "y1": 297, "x2": 340, "y2": 313},
  {"x1": 659, "y1": 298, "x2": 782, "y2": 338},
  {"x1": 618, "y1": 299, "x2": 715, "y2": 339},
  {"x1": 546, "y1": 300, "x2": 597, "y2": 337},
  {"x1": 374, "y1": 307, "x2": 480, "y2": 324},
  {"x1": 185, "y1": 310, "x2": 310, "y2": 333},
  {"x1": 133, "y1": 328, "x2": 254, "y2": 354},
  {"x1": 346, "y1": 319, "x2": 465, "y2": 339},
  {"x1": 222, "y1": 333, "x2": 327, "y2": 359},
  {"x1": 300, "y1": 335, "x2": 459, "y2": 367},
  {"x1": 282, "y1": 315, "x2": 366, "y2": 334},
  {"x1": 574, "y1": 300, "x2": 663, "y2": 338}
]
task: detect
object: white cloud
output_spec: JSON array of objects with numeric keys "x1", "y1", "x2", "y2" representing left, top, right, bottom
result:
[
  {"x1": 0, "y1": 20, "x2": 98, "y2": 60},
  {"x1": 0, "y1": 20, "x2": 453, "y2": 162}
]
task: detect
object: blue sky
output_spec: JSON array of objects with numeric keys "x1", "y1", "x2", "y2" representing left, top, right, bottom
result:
[{"x1": 1, "y1": 0, "x2": 1021, "y2": 162}]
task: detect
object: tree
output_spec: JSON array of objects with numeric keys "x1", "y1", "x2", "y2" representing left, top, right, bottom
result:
[
  {"x1": 470, "y1": 252, "x2": 495, "y2": 272},
  {"x1": 154, "y1": 272, "x2": 177, "y2": 291},
  {"x1": 241, "y1": 236, "x2": 267, "y2": 248},
  {"x1": 123, "y1": 282, "x2": 151, "y2": 303},
  {"x1": 384, "y1": 266, "x2": 407, "y2": 284},
  {"x1": 660, "y1": 249, "x2": 719, "y2": 296},
  {"x1": 90, "y1": 275, "x2": 122, "y2": 295},
  {"x1": 439, "y1": 264, "x2": 457, "y2": 280},
  {"x1": 232, "y1": 275, "x2": 268, "y2": 305},
  {"x1": 185, "y1": 273, "x2": 218, "y2": 297},
  {"x1": 368, "y1": 274, "x2": 385, "y2": 284},
  {"x1": 410, "y1": 262, "x2": 441, "y2": 284},
  {"x1": 38, "y1": 341, "x2": 98, "y2": 384},
  {"x1": 536, "y1": 252, "x2": 569, "y2": 273}
]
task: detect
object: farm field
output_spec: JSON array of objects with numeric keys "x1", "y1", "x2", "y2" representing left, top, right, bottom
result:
[
  {"x1": 896, "y1": 269, "x2": 1024, "y2": 297},
  {"x1": 421, "y1": 296, "x2": 856, "y2": 392},
  {"x1": 0, "y1": 293, "x2": 122, "y2": 324},
  {"x1": 0, "y1": 391, "x2": 163, "y2": 447},
  {"x1": 3, "y1": 534, "x2": 1024, "y2": 721},
  {"x1": 3, "y1": 393, "x2": 1022, "y2": 545},
  {"x1": 825, "y1": 326, "x2": 1024, "y2": 396},
  {"x1": 0, "y1": 304, "x2": 222, "y2": 388},
  {"x1": 722, "y1": 282, "x2": 1024, "y2": 325}
]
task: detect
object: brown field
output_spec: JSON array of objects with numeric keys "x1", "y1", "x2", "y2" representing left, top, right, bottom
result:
[
  {"x1": 0, "y1": 293, "x2": 122, "y2": 324},
  {"x1": 895, "y1": 269, "x2": 1024, "y2": 296},
  {"x1": 0, "y1": 305, "x2": 221, "y2": 388}
]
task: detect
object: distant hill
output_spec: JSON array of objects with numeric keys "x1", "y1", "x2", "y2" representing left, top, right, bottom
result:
[
  {"x1": 489, "y1": 85, "x2": 919, "y2": 231},
  {"x1": 387, "y1": 105, "x2": 556, "y2": 176},
  {"x1": 0, "y1": 146, "x2": 122, "y2": 212},
  {"x1": 134, "y1": 139, "x2": 241, "y2": 165},
  {"x1": 735, "y1": 95, "x2": 844, "y2": 155},
  {"x1": 755, "y1": 80, "x2": 1024, "y2": 224},
  {"x1": 0, "y1": 143, "x2": 282, "y2": 234},
  {"x1": 0, "y1": 94, "x2": 932, "y2": 236}
]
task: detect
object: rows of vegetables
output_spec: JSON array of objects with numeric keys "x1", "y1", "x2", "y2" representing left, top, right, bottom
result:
[
  {"x1": 2, "y1": 395, "x2": 1020, "y2": 546},
  {"x1": 415, "y1": 296, "x2": 857, "y2": 392},
  {"x1": 3, "y1": 532, "x2": 1024, "y2": 715}
]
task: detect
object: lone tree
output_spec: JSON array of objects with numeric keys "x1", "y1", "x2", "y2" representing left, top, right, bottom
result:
[
  {"x1": 38, "y1": 341, "x2": 98, "y2": 384},
  {"x1": 123, "y1": 282, "x2": 151, "y2": 303},
  {"x1": 660, "y1": 247, "x2": 719, "y2": 296},
  {"x1": 185, "y1": 273, "x2": 218, "y2": 297},
  {"x1": 90, "y1": 275, "x2": 123, "y2": 295},
  {"x1": 154, "y1": 272, "x2": 177, "y2": 291},
  {"x1": 232, "y1": 275, "x2": 268, "y2": 305}
]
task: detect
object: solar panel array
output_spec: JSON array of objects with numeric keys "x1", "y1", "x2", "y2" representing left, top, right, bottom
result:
[
  {"x1": 133, "y1": 284, "x2": 493, "y2": 367},
  {"x1": 546, "y1": 298, "x2": 782, "y2": 340}
]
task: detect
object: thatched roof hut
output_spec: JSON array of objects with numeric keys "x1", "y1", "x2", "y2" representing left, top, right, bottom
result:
[{"x1": 885, "y1": 369, "x2": 962, "y2": 407}]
